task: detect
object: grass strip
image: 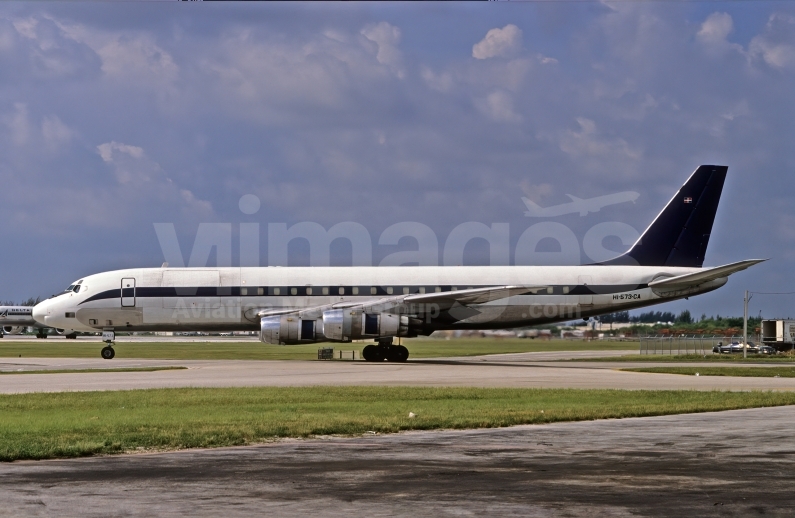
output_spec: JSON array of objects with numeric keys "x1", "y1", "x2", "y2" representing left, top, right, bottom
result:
[
  {"x1": 566, "y1": 354, "x2": 795, "y2": 363},
  {"x1": 0, "y1": 366, "x2": 187, "y2": 376},
  {"x1": 623, "y1": 366, "x2": 795, "y2": 378},
  {"x1": 0, "y1": 339, "x2": 635, "y2": 361},
  {"x1": 2, "y1": 386, "x2": 795, "y2": 462}
]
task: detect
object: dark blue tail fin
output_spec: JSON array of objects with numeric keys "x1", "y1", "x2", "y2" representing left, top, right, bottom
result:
[{"x1": 601, "y1": 165, "x2": 728, "y2": 268}]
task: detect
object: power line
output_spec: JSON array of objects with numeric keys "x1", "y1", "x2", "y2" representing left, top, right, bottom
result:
[{"x1": 750, "y1": 291, "x2": 795, "y2": 295}]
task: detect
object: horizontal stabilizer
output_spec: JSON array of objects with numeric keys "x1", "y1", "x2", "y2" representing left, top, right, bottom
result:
[{"x1": 648, "y1": 259, "x2": 767, "y2": 290}]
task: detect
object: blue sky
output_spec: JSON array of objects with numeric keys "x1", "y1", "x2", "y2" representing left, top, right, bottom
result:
[{"x1": 1, "y1": 1, "x2": 793, "y2": 319}]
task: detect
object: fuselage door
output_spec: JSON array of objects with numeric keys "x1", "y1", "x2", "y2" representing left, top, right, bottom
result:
[{"x1": 121, "y1": 278, "x2": 136, "y2": 307}]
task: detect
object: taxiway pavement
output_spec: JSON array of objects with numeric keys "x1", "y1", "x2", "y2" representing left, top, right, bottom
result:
[
  {"x1": 1, "y1": 351, "x2": 794, "y2": 393},
  {"x1": 2, "y1": 405, "x2": 793, "y2": 517}
]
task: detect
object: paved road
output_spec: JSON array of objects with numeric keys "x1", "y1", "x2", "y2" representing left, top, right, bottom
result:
[
  {"x1": 2, "y1": 405, "x2": 794, "y2": 517},
  {"x1": 1, "y1": 352, "x2": 794, "y2": 393}
]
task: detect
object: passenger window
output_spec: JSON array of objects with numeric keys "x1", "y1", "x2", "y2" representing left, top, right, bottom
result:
[
  {"x1": 370, "y1": 287, "x2": 377, "y2": 295},
  {"x1": 273, "y1": 288, "x2": 280, "y2": 296},
  {"x1": 386, "y1": 287, "x2": 393, "y2": 295},
  {"x1": 241, "y1": 288, "x2": 248, "y2": 296},
  {"x1": 403, "y1": 287, "x2": 409, "y2": 295},
  {"x1": 435, "y1": 287, "x2": 441, "y2": 293},
  {"x1": 322, "y1": 287, "x2": 329, "y2": 295},
  {"x1": 306, "y1": 287, "x2": 312, "y2": 295},
  {"x1": 338, "y1": 287, "x2": 344, "y2": 295},
  {"x1": 452, "y1": 287, "x2": 458, "y2": 291},
  {"x1": 563, "y1": 287, "x2": 570, "y2": 294},
  {"x1": 419, "y1": 287, "x2": 425, "y2": 294},
  {"x1": 290, "y1": 288, "x2": 297, "y2": 295},
  {"x1": 352, "y1": 287, "x2": 359, "y2": 295},
  {"x1": 258, "y1": 288, "x2": 264, "y2": 296},
  {"x1": 547, "y1": 287, "x2": 553, "y2": 294}
]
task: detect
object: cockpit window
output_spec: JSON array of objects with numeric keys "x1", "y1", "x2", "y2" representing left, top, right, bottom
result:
[{"x1": 64, "y1": 280, "x2": 83, "y2": 293}]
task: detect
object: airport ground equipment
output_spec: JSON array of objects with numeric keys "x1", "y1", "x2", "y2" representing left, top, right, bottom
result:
[
  {"x1": 30, "y1": 165, "x2": 766, "y2": 359},
  {"x1": 761, "y1": 320, "x2": 795, "y2": 352}
]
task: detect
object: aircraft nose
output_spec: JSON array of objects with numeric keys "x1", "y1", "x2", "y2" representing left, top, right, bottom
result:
[{"x1": 32, "y1": 302, "x2": 49, "y2": 325}]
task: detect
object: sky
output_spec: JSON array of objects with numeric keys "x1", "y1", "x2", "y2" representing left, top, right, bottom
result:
[{"x1": 0, "y1": 1, "x2": 793, "y2": 320}]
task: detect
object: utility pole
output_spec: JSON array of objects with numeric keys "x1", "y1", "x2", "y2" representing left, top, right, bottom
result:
[{"x1": 743, "y1": 290, "x2": 749, "y2": 359}]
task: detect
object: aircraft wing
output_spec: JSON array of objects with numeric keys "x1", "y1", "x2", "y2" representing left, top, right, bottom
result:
[
  {"x1": 252, "y1": 285, "x2": 547, "y2": 320},
  {"x1": 648, "y1": 259, "x2": 767, "y2": 291}
]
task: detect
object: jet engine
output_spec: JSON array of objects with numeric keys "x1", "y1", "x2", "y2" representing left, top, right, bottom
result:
[
  {"x1": 322, "y1": 308, "x2": 411, "y2": 342},
  {"x1": 260, "y1": 315, "x2": 323, "y2": 345},
  {"x1": 2, "y1": 326, "x2": 25, "y2": 335}
]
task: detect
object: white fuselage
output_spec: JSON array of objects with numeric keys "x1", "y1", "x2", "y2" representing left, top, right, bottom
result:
[{"x1": 32, "y1": 265, "x2": 726, "y2": 336}]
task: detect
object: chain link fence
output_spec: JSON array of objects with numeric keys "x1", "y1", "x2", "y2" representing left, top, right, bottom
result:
[{"x1": 638, "y1": 335, "x2": 751, "y2": 355}]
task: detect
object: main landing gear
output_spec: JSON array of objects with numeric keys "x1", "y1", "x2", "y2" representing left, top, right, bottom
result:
[
  {"x1": 100, "y1": 330, "x2": 116, "y2": 360},
  {"x1": 362, "y1": 337, "x2": 409, "y2": 363}
]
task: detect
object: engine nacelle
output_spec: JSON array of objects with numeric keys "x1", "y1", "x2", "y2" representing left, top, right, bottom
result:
[
  {"x1": 322, "y1": 309, "x2": 409, "y2": 342},
  {"x1": 2, "y1": 326, "x2": 25, "y2": 335},
  {"x1": 260, "y1": 315, "x2": 322, "y2": 345},
  {"x1": 55, "y1": 328, "x2": 78, "y2": 339}
]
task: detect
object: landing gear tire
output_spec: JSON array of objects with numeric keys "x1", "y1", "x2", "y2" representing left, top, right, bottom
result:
[
  {"x1": 101, "y1": 346, "x2": 115, "y2": 360},
  {"x1": 362, "y1": 344, "x2": 386, "y2": 362},
  {"x1": 387, "y1": 345, "x2": 409, "y2": 363},
  {"x1": 65, "y1": 333, "x2": 78, "y2": 340},
  {"x1": 36, "y1": 334, "x2": 47, "y2": 339}
]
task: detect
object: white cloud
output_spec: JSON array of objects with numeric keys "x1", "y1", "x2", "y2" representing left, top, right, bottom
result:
[
  {"x1": 559, "y1": 118, "x2": 641, "y2": 160},
  {"x1": 12, "y1": 17, "x2": 38, "y2": 40},
  {"x1": 537, "y1": 54, "x2": 558, "y2": 65},
  {"x1": 361, "y1": 22, "x2": 404, "y2": 78},
  {"x1": 421, "y1": 66, "x2": 454, "y2": 92},
  {"x1": 96, "y1": 36, "x2": 178, "y2": 83},
  {"x1": 97, "y1": 141, "x2": 144, "y2": 163},
  {"x1": 749, "y1": 14, "x2": 795, "y2": 69},
  {"x1": 697, "y1": 12, "x2": 733, "y2": 46},
  {"x1": 41, "y1": 115, "x2": 73, "y2": 146},
  {"x1": 472, "y1": 24, "x2": 522, "y2": 60},
  {"x1": 477, "y1": 90, "x2": 522, "y2": 123}
]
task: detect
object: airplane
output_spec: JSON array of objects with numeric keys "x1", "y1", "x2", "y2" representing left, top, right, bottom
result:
[
  {"x1": 0, "y1": 305, "x2": 78, "y2": 339},
  {"x1": 522, "y1": 191, "x2": 640, "y2": 217},
  {"x1": 32, "y1": 165, "x2": 764, "y2": 361}
]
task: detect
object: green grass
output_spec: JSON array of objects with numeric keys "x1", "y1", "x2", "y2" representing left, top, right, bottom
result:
[
  {"x1": 0, "y1": 338, "x2": 636, "y2": 361},
  {"x1": 623, "y1": 366, "x2": 795, "y2": 377},
  {"x1": 567, "y1": 354, "x2": 795, "y2": 363},
  {"x1": 0, "y1": 366, "x2": 187, "y2": 376},
  {"x1": 2, "y1": 386, "x2": 795, "y2": 461}
]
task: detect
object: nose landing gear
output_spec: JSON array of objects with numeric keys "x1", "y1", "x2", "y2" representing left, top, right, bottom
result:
[
  {"x1": 100, "y1": 330, "x2": 116, "y2": 360},
  {"x1": 362, "y1": 337, "x2": 409, "y2": 362}
]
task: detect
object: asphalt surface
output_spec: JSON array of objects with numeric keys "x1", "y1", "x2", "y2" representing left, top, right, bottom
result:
[
  {"x1": 2, "y1": 351, "x2": 795, "y2": 393},
  {"x1": 3, "y1": 405, "x2": 795, "y2": 517}
]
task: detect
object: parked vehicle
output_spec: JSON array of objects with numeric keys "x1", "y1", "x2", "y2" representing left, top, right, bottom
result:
[
  {"x1": 757, "y1": 344, "x2": 777, "y2": 355},
  {"x1": 715, "y1": 341, "x2": 744, "y2": 354}
]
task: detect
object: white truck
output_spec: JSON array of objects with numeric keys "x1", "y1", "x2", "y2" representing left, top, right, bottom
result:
[{"x1": 761, "y1": 319, "x2": 795, "y2": 352}]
